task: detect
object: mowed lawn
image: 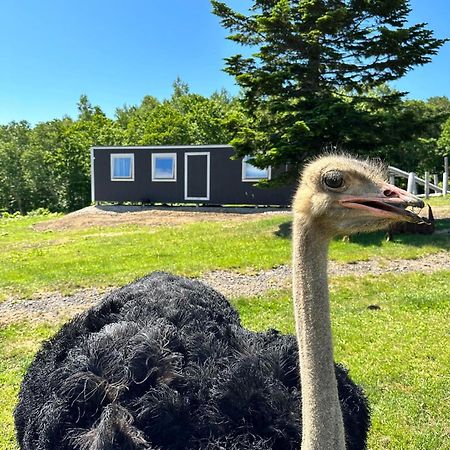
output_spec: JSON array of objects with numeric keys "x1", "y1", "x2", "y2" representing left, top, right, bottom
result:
[
  {"x1": 1, "y1": 212, "x2": 450, "y2": 300},
  {"x1": 1, "y1": 209, "x2": 449, "y2": 449}
]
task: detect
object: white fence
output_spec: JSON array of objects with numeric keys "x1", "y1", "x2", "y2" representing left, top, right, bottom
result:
[{"x1": 388, "y1": 156, "x2": 449, "y2": 198}]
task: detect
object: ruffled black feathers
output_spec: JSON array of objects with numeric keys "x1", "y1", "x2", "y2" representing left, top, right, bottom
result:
[{"x1": 15, "y1": 272, "x2": 369, "y2": 449}]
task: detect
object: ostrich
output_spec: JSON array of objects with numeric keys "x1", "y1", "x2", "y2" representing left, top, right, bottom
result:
[{"x1": 15, "y1": 154, "x2": 424, "y2": 450}]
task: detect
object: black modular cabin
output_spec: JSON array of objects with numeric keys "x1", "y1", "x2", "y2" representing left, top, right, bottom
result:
[{"x1": 90, "y1": 145, "x2": 296, "y2": 206}]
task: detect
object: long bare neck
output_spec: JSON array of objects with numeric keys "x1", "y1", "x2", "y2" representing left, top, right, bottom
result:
[{"x1": 292, "y1": 214, "x2": 346, "y2": 450}]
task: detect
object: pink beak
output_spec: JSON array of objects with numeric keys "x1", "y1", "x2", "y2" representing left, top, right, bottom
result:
[{"x1": 339, "y1": 183, "x2": 425, "y2": 223}]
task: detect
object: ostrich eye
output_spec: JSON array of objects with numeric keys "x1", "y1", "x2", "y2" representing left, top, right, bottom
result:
[{"x1": 323, "y1": 171, "x2": 344, "y2": 189}]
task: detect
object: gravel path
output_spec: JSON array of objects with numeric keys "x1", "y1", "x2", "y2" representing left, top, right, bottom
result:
[{"x1": 1, "y1": 251, "x2": 449, "y2": 325}]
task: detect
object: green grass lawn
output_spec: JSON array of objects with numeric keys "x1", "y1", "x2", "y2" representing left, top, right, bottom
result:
[
  {"x1": 0, "y1": 323, "x2": 57, "y2": 450},
  {"x1": 1, "y1": 272, "x2": 448, "y2": 449},
  {"x1": 1, "y1": 213, "x2": 450, "y2": 300},
  {"x1": 425, "y1": 194, "x2": 450, "y2": 207}
]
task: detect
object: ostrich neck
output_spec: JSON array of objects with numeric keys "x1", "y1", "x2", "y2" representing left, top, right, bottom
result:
[{"x1": 292, "y1": 215, "x2": 346, "y2": 450}]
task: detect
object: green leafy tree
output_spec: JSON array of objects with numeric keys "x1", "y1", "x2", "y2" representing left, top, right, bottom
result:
[
  {"x1": 365, "y1": 93, "x2": 450, "y2": 174},
  {"x1": 0, "y1": 121, "x2": 32, "y2": 213},
  {"x1": 29, "y1": 96, "x2": 124, "y2": 212},
  {"x1": 388, "y1": 96, "x2": 450, "y2": 173},
  {"x1": 125, "y1": 80, "x2": 236, "y2": 145},
  {"x1": 438, "y1": 116, "x2": 450, "y2": 155},
  {"x1": 51, "y1": 97, "x2": 124, "y2": 211},
  {"x1": 125, "y1": 99, "x2": 192, "y2": 145},
  {"x1": 212, "y1": 0, "x2": 447, "y2": 179},
  {"x1": 169, "y1": 81, "x2": 237, "y2": 144},
  {"x1": 24, "y1": 118, "x2": 72, "y2": 211},
  {"x1": 115, "y1": 104, "x2": 139, "y2": 130}
]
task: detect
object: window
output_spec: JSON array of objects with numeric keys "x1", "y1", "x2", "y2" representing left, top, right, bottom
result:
[
  {"x1": 152, "y1": 153, "x2": 177, "y2": 182},
  {"x1": 111, "y1": 154, "x2": 134, "y2": 181},
  {"x1": 242, "y1": 156, "x2": 271, "y2": 181}
]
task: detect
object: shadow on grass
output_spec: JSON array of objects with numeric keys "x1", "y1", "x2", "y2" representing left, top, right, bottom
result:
[
  {"x1": 275, "y1": 219, "x2": 450, "y2": 250},
  {"x1": 434, "y1": 218, "x2": 450, "y2": 230}
]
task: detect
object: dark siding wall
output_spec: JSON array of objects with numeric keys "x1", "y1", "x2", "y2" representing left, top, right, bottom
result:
[
  {"x1": 94, "y1": 148, "x2": 185, "y2": 203},
  {"x1": 208, "y1": 148, "x2": 295, "y2": 205},
  {"x1": 93, "y1": 146, "x2": 295, "y2": 205}
]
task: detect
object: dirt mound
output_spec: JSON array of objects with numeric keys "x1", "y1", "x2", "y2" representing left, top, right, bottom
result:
[
  {"x1": 34, "y1": 205, "x2": 291, "y2": 231},
  {"x1": 33, "y1": 203, "x2": 450, "y2": 232}
]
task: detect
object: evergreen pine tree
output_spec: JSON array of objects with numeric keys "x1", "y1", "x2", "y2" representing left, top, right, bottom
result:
[{"x1": 212, "y1": 0, "x2": 447, "y2": 180}]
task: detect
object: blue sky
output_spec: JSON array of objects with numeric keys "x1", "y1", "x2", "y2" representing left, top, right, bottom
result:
[{"x1": 1, "y1": 0, "x2": 448, "y2": 125}]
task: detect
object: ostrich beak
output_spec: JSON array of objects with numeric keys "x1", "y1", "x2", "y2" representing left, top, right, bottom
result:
[{"x1": 338, "y1": 184, "x2": 426, "y2": 224}]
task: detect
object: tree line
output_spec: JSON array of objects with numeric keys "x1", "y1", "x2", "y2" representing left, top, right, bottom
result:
[
  {"x1": 1, "y1": 81, "x2": 449, "y2": 214},
  {"x1": 212, "y1": 0, "x2": 449, "y2": 181}
]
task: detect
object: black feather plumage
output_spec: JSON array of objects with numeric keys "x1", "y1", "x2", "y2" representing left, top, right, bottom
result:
[{"x1": 15, "y1": 272, "x2": 370, "y2": 449}]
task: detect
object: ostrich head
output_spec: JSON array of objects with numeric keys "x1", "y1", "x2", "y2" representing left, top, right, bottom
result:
[{"x1": 293, "y1": 154, "x2": 425, "y2": 236}]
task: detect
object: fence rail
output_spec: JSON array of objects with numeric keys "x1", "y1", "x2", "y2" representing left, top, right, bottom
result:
[{"x1": 388, "y1": 156, "x2": 448, "y2": 198}]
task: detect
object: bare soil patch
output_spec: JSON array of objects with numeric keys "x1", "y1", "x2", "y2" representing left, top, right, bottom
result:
[
  {"x1": 34, "y1": 205, "x2": 290, "y2": 231},
  {"x1": 33, "y1": 203, "x2": 450, "y2": 231}
]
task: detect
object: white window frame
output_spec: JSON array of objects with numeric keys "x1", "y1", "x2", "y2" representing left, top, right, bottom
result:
[
  {"x1": 110, "y1": 153, "x2": 134, "y2": 181},
  {"x1": 184, "y1": 152, "x2": 210, "y2": 201},
  {"x1": 242, "y1": 156, "x2": 271, "y2": 182},
  {"x1": 151, "y1": 153, "x2": 177, "y2": 182}
]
